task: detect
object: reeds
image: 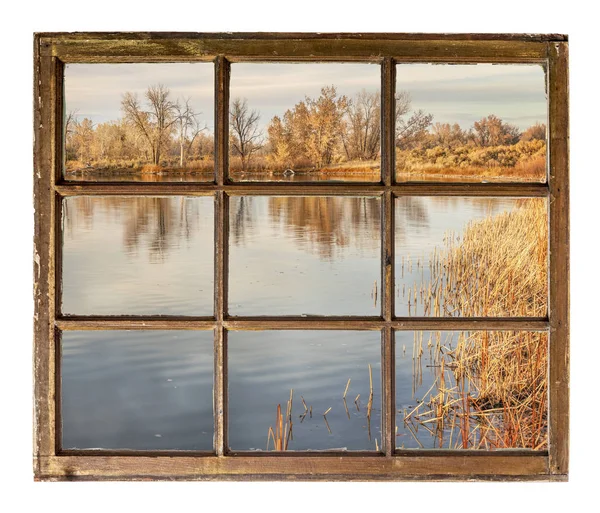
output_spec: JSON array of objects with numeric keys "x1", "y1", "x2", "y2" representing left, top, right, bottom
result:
[
  {"x1": 404, "y1": 331, "x2": 548, "y2": 450},
  {"x1": 266, "y1": 365, "x2": 377, "y2": 450},
  {"x1": 398, "y1": 199, "x2": 547, "y2": 318},
  {"x1": 398, "y1": 200, "x2": 549, "y2": 449}
]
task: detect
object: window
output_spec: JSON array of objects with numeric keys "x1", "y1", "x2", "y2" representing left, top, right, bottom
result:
[{"x1": 33, "y1": 33, "x2": 569, "y2": 481}]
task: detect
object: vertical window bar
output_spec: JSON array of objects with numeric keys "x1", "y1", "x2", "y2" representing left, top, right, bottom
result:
[
  {"x1": 214, "y1": 56, "x2": 231, "y2": 455},
  {"x1": 381, "y1": 57, "x2": 396, "y2": 456},
  {"x1": 548, "y1": 41, "x2": 569, "y2": 475}
]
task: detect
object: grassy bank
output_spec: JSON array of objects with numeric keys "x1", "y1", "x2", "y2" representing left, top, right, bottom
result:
[{"x1": 396, "y1": 140, "x2": 546, "y2": 182}]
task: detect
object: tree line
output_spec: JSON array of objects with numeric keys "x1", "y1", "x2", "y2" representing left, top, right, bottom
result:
[{"x1": 65, "y1": 83, "x2": 546, "y2": 174}]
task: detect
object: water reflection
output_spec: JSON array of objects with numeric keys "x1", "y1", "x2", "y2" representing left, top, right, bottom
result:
[
  {"x1": 62, "y1": 196, "x2": 214, "y2": 315},
  {"x1": 395, "y1": 197, "x2": 548, "y2": 317},
  {"x1": 229, "y1": 196, "x2": 381, "y2": 316}
]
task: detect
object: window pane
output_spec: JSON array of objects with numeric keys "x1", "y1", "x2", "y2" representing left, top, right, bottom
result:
[
  {"x1": 62, "y1": 196, "x2": 214, "y2": 315},
  {"x1": 229, "y1": 196, "x2": 381, "y2": 316},
  {"x1": 395, "y1": 64, "x2": 547, "y2": 183},
  {"x1": 229, "y1": 63, "x2": 381, "y2": 182},
  {"x1": 395, "y1": 331, "x2": 548, "y2": 450},
  {"x1": 395, "y1": 197, "x2": 548, "y2": 317},
  {"x1": 229, "y1": 330, "x2": 381, "y2": 451},
  {"x1": 61, "y1": 331, "x2": 214, "y2": 450},
  {"x1": 64, "y1": 63, "x2": 214, "y2": 182}
]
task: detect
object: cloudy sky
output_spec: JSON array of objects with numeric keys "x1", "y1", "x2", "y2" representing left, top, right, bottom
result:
[
  {"x1": 65, "y1": 62, "x2": 547, "y2": 133},
  {"x1": 65, "y1": 63, "x2": 215, "y2": 130}
]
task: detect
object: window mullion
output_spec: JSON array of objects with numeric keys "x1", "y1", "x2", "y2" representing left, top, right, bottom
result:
[
  {"x1": 381, "y1": 57, "x2": 396, "y2": 456},
  {"x1": 214, "y1": 56, "x2": 230, "y2": 456}
]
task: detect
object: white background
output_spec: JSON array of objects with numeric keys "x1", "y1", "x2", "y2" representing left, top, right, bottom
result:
[{"x1": 1, "y1": 1, "x2": 596, "y2": 510}]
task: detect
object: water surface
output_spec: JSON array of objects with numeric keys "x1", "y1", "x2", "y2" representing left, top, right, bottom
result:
[{"x1": 61, "y1": 330, "x2": 214, "y2": 450}]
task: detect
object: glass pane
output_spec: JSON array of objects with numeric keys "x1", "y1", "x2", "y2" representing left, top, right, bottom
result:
[
  {"x1": 229, "y1": 63, "x2": 381, "y2": 182},
  {"x1": 395, "y1": 197, "x2": 547, "y2": 317},
  {"x1": 61, "y1": 331, "x2": 214, "y2": 450},
  {"x1": 395, "y1": 331, "x2": 548, "y2": 450},
  {"x1": 395, "y1": 64, "x2": 547, "y2": 183},
  {"x1": 62, "y1": 196, "x2": 214, "y2": 315},
  {"x1": 229, "y1": 330, "x2": 381, "y2": 451},
  {"x1": 64, "y1": 63, "x2": 214, "y2": 182},
  {"x1": 229, "y1": 196, "x2": 381, "y2": 316}
]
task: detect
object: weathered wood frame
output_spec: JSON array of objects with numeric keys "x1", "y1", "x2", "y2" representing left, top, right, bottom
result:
[{"x1": 33, "y1": 33, "x2": 569, "y2": 481}]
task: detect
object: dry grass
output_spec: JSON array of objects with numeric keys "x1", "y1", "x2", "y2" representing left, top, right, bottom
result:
[
  {"x1": 397, "y1": 156, "x2": 546, "y2": 182},
  {"x1": 400, "y1": 199, "x2": 548, "y2": 317},
  {"x1": 405, "y1": 331, "x2": 548, "y2": 450},
  {"x1": 400, "y1": 200, "x2": 549, "y2": 449}
]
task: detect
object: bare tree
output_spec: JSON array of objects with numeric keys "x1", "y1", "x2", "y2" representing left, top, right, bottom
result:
[
  {"x1": 174, "y1": 98, "x2": 206, "y2": 167},
  {"x1": 395, "y1": 91, "x2": 433, "y2": 150},
  {"x1": 230, "y1": 97, "x2": 262, "y2": 171},
  {"x1": 342, "y1": 90, "x2": 380, "y2": 161},
  {"x1": 121, "y1": 84, "x2": 178, "y2": 165}
]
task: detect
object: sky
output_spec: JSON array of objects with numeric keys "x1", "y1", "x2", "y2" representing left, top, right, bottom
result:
[
  {"x1": 65, "y1": 62, "x2": 547, "y2": 134},
  {"x1": 64, "y1": 63, "x2": 215, "y2": 130}
]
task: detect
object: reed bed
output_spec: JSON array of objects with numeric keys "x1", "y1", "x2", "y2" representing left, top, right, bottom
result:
[
  {"x1": 398, "y1": 198, "x2": 548, "y2": 317},
  {"x1": 403, "y1": 331, "x2": 548, "y2": 450},
  {"x1": 398, "y1": 199, "x2": 549, "y2": 449}
]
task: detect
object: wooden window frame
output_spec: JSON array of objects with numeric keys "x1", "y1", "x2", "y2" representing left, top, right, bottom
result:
[{"x1": 33, "y1": 32, "x2": 569, "y2": 481}]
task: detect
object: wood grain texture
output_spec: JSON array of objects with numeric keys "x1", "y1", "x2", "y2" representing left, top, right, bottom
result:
[
  {"x1": 36, "y1": 454, "x2": 549, "y2": 481},
  {"x1": 548, "y1": 41, "x2": 570, "y2": 476},
  {"x1": 33, "y1": 38, "x2": 58, "y2": 463},
  {"x1": 36, "y1": 32, "x2": 568, "y2": 42},
  {"x1": 54, "y1": 182, "x2": 548, "y2": 197},
  {"x1": 40, "y1": 35, "x2": 549, "y2": 63}
]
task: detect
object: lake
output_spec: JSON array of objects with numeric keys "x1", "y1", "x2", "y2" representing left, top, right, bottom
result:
[{"x1": 61, "y1": 184, "x2": 541, "y2": 450}]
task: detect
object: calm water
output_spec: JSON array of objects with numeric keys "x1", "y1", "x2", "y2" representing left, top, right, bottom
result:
[
  {"x1": 229, "y1": 196, "x2": 381, "y2": 316},
  {"x1": 61, "y1": 330, "x2": 214, "y2": 450},
  {"x1": 60, "y1": 185, "x2": 539, "y2": 450},
  {"x1": 228, "y1": 331, "x2": 381, "y2": 451},
  {"x1": 62, "y1": 196, "x2": 214, "y2": 315},
  {"x1": 64, "y1": 169, "x2": 214, "y2": 182}
]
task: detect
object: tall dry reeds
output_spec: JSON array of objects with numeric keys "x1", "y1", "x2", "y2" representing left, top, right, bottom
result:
[
  {"x1": 404, "y1": 331, "x2": 548, "y2": 450},
  {"x1": 401, "y1": 200, "x2": 549, "y2": 449},
  {"x1": 400, "y1": 199, "x2": 547, "y2": 317}
]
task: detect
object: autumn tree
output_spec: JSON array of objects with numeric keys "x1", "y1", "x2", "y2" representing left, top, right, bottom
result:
[
  {"x1": 303, "y1": 86, "x2": 349, "y2": 167},
  {"x1": 521, "y1": 122, "x2": 546, "y2": 142},
  {"x1": 72, "y1": 118, "x2": 95, "y2": 163},
  {"x1": 471, "y1": 115, "x2": 520, "y2": 147},
  {"x1": 230, "y1": 97, "x2": 262, "y2": 171},
  {"x1": 121, "y1": 84, "x2": 178, "y2": 165},
  {"x1": 429, "y1": 122, "x2": 467, "y2": 148},
  {"x1": 342, "y1": 90, "x2": 380, "y2": 161},
  {"x1": 266, "y1": 115, "x2": 293, "y2": 168},
  {"x1": 395, "y1": 91, "x2": 433, "y2": 150}
]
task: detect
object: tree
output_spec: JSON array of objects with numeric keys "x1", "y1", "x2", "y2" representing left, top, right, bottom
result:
[
  {"x1": 72, "y1": 118, "x2": 95, "y2": 163},
  {"x1": 266, "y1": 116, "x2": 293, "y2": 168},
  {"x1": 521, "y1": 122, "x2": 546, "y2": 142},
  {"x1": 430, "y1": 122, "x2": 467, "y2": 148},
  {"x1": 121, "y1": 84, "x2": 178, "y2": 165},
  {"x1": 395, "y1": 91, "x2": 433, "y2": 150},
  {"x1": 174, "y1": 98, "x2": 206, "y2": 167},
  {"x1": 342, "y1": 90, "x2": 380, "y2": 161},
  {"x1": 471, "y1": 115, "x2": 520, "y2": 147},
  {"x1": 230, "y1": 97, "x2": 262, "y2": 171}
]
